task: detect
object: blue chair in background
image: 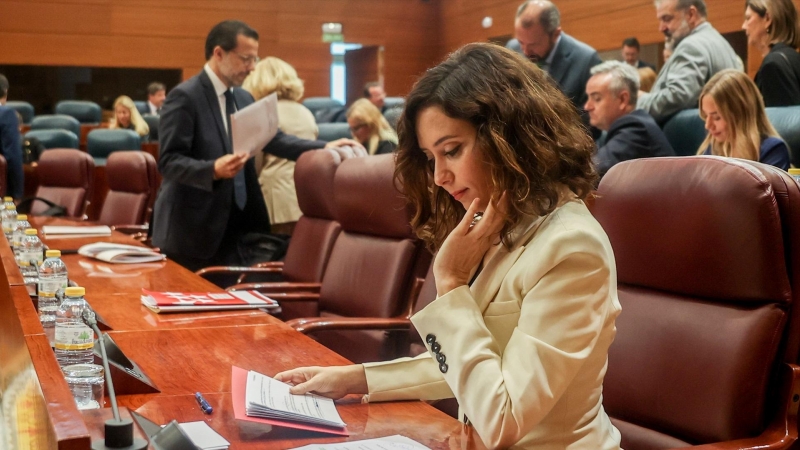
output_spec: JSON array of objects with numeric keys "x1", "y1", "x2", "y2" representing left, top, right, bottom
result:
[
  {"x1": 55, "y1": 100, "x2": 102, "y2": 124},
  {"x1": 30, "y1": 114, "x2": 81, "y2": 137},
  {"x1": 142, "y1": 114, "x2": 159, "y2": 142},
  {"x1": 661, "y1": 109, "x2": 706, "y2": 156},
  {"x1": 134, "y1": 101, "x2": 149, "y2": 116},
  {"x1": 383, "y1": 97, "x2": 404, "y2": 110},
  {"x1": 317, "y1": 123, "x2": 351, "y2": 142},
  {"x1": 86, "y1": 129, "x2": 141, "y2": 165},
  {"x1": 383, "y1": 107, "x2": 403, "y2": 131},
  {"x1": 24, "y1": 129, "x2": 79, "y2": 150},
  {"x1": 6, "y1": 101, "x2": 34, "y2": 124},
  {"x1": 766, "y1": 106, "x2": 800, "y2": 168},
  {"x1": 303, "y1": 97, "x2": 345, "y2": 124}
]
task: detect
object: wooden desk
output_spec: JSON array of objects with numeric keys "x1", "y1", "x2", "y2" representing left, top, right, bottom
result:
[{"x1": 0, "y1": 220, "x2": 483, "y2": 449}]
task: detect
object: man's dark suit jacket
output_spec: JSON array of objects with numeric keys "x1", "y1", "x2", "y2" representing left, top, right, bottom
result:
[
  {"x1": 547, "y1": 33, "x2": 602, "y2": 111},
  {"x1": 0, "y1": 106, "x2": 23, "y2": 199},
  {"x1": 153, "y1": 70, "x2": 326, "y2": 259},
  {"x1": 636, "y1": 60, "x2": 656, "y2": 71},
  {"x1": 594, "y1": 109, "x2": 675, "y2": 177}
]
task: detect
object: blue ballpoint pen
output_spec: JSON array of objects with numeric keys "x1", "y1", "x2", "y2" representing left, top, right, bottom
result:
[{"x1": 195, "y1": 392, "x2": 213, "y2": 414}]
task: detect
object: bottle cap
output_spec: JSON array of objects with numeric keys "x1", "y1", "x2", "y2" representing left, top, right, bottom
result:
[
  {"x1": 789, "y1": 168, "x2": 800, "y2": 176},
  {"x1": 16, "y1": 214, "x2": 26, "y2": 220},
  {"x1": 5, "y1": 204, "x2": 15, "y2": 210},
  {"x1": 24, "y1": 229, "x2": 37, "y2": 235},
  {"x1": 45, "y1": 250, "x2": 61, "y2": 258},
  {"x1": 64, "y1": 287, "x2": 85, "y2": 296},
  {"x1": 3, "y1": 196, "x2": 12, "y2": 202}
]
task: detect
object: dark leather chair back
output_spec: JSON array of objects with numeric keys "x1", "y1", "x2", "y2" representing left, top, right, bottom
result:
[
  {"x1": 33, "y1": 149, "x2": 94, "y2": 218},
  {"x1": 315, "y1": 153, "x2": 421, "y2": 362},
  {"x1": 317, "y1": 123, "x2": 351, "y2": 142},
  {"x1": 593, "y1": 156, "x2": 800, "y2": 448},
  {"x1": 383, "y1": 107, "x2": 403, "y2": 130},
  {"x1": 87, "y1": 129, "x2": 141, "y2": 163},
  {"x1": 24, "y1": 129, "x2": 79, "y2": 150},
  {"x1": 30, "y1": 114, "x2": 81, "y2": 137},
  {"x1": 383, "y1": 97, "x2": 405, "y2": 109},
  {"x1": 661, "y1": 109, "x2": 706, "y2": 156},
  {"x1": 6, "y1": 101, "x2": 34, "y2": 124},
  {"x1": 766, "y1": 106, "x2": 800, "y2": 167},
  {"x1": 98, "y1": 151, "x2": 158, "y2": 226},
  {"x1": 142, "y1": 114, "x2": 159, "y2": 142},
  {"x1": 133, "y1": 101, "x2": 149, "y2": 116},
  {"x1": 302, "y1": 97, "x2": 343, "y2": 114},
  {"x1": 282, "y1": 149, "x2": 343, "y2": 285},
  {"x1": 54, "y1": 100, "x2": 102, "y2": 124}
]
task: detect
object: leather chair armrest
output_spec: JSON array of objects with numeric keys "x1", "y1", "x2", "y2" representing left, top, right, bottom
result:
[
  {"x1": 226, "y1": 282, "x2": 321, "y2": 294},
  {"x1": 680, "y1": 363, "x2": 800, "y2": 450},
  {"x1": 238, "y1": 292, "x2": 320, "y2": 303},
  {"x1": 196, "y1": 266, "x2": 287, "y2": 285},
  {"x1": 252, "y1": 261, "x2": 284, "y2": 269},
  {"x1": 286, "y1": 316, "x2": 412, "y2": 334}
]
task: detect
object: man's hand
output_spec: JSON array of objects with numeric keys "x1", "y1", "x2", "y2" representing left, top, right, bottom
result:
[
  {"x1": 325, "y1": 138, "x2": 367, "y2": 157},
  {"x1": 213, "y1": 153, "x2": 249, "y2": 179}
]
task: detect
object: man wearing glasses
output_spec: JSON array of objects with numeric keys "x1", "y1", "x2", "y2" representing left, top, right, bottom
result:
[{"x1": 154, "y1": 20, "x2": 364, "y2": 271}]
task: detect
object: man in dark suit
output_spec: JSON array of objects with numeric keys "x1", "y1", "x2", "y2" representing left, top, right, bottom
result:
[
  {"x1": 153, "y1": 20, "x2": 362, "y2": 271},
  {"x1": 584, "y1": 61, "x2": 675, "y2": 178},
  {"x1": 0, "y1": 75, "x2": 24, "y2": 200},
  {"x1": 621, "y1": 37, "x2": 656, "y2": 70},
  {"x1": 513, "y1": 1, "x2": 601, "y2": 113}
]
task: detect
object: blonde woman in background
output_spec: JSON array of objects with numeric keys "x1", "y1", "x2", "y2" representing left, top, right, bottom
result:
[
  {"x1": 637, "y1": 67, "x2": 657, "y2": 92},
  {"x1": 110, "y1": 95, "x2": 149, "y2": 140},
  {"x1": 698, "y1": 69, "x2": 789, "y2": 169},
  {"x1": 346, "y1": 98, "x2": 398, "y2": 155},
  {"x1": 243, "y1": 57, "x2": 318, "y2": 235}
]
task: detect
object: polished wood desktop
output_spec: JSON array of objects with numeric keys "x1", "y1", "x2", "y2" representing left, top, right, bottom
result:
[{"x1": 0, "y1": 218, "x2": 483, "y2": 449}]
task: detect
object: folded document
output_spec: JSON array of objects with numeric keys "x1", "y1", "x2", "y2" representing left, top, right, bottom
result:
[
  {"x1": 78, "y1": 242, "x2": 165, "y2": 264},
  {"x1": 141, "y1": 289, "x2": 278, "y2": 313}
]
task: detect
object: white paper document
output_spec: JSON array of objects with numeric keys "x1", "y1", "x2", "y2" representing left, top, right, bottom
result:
[
  {"x1": 231, "y1": 92, "x2": 279, "y2": 157},
  {"x1": 245, "y1": 370, "x2": 345, "y2": 428},
  {"x1": 177, "y1": 421, "x2": 230, "y2": 450},
  {"x1": 78, "y1": 242, "x2": 165, "y2": 264},
  {"x1": 42, "y1": 225, "x2": 112, "y2": 236},
  {"x1": 289, "y1": 435, "x2": 431, "y2": 450}
]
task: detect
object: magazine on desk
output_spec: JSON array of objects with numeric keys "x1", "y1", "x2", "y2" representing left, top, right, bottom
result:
[
  {"x1": 141, "y1": 289, "x2": 279, "y2": 313},
  {"x1": 78, "y1": 242, "x2": 165, "y2": 264}
]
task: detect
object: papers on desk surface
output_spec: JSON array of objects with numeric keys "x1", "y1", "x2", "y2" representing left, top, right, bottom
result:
[
  {"x1": 231, "y1": 92, "x2": 279, "y2": 157},
  {"x1": 178, "y1": 421, "x2": 230, "y2": 450},
  {"x1": 231, "y1": 366, "x2": 349, "y2": 436},
  {"x1": 78, "y1": 242, "x2": 165, "y2": 264},
  {"x1": 42, "y1": 225, "x2": 112, "y2": 237},
  {"x1": 290, "y1": 435, "x2": 431, "y2": 450},
  {"x1": 141, "y1": 289, "x2": 278, "y2": 313}
]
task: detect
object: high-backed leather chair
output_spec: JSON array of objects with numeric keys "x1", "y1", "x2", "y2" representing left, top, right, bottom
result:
[
  {"x1": 86, "y1": 129, "x2": 141, "y2": 165},
  {"x1": 198, "y1": 149, "x2": 344, "y2": 315},
  {"x1": 142, "y1": 114, "x2": 159, "y2": 142},
  {"x1": 233, "y1": 154, "x2": 426, "y2": 363},
  {"x1": 383, "y1": 97, "x2": 405, "y2": 109},
  {"x1": 133, "y1": 101, "x2": 149, "y2": 116},
  {"x1": 317, "y1": 123, "x2": 351, "y2": 142},
  {"x1": 766, "y1": 106, "x2": 800, "y2": 167},
  {"x1": 30, "y1": 114, "x2": 81, "y2": 137},
  {"x1": 97, "y1": 151, "x2": 158, "y2": 226},
  {"x1": 6, "y1": 101, "x2": 34, "y2": 124},
  {"x1": 30, "y1": 149, "x2": 94, "y2": 218},
  {"x1": 661, "y1": 109, "x2": 705, "y2": 156},
  {"x1": 383, "y1": 107, "x2": 403, "y2": 130},
  {"x1": 302, "y1": 97, "x2": 343, "y2": 115},
  {"x1": 24, "y1": 129, "x2": 79, "y2": 150},
  {"x1": 592, "y1": 156, "x2": 800, "y2": 449},
  {"x1": 54, "y1": 100, "x2": 102, "y2": 124}
]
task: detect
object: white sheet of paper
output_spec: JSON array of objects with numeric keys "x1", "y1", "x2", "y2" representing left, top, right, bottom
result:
[
  {"x1": 245, "y1": 370, "x2": 345, "y2": 427},
  {"x1": 231, "y1": 92, "x2": 279, "y2": 157},
  {"x1": 42, "y1": 225, "x2": 112, "y2": 236},
  {"x1": 177, "y1": 421, "x2": 230, "y2": 450},
  {"x1": 289, "y1": 435, "x2": 430, "y2": 450}
]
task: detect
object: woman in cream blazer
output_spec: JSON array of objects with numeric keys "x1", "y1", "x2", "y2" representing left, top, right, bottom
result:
[{"x1": 276, "y1": 43, "x2": 622, "y2": 449}]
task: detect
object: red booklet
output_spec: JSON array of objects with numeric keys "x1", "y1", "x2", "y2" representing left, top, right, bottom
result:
[{"x1": 140, "y1": 289, "x2": 278, "y2": 313}]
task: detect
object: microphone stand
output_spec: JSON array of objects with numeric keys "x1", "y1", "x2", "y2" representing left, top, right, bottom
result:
[{"x1": 82, "y1": 309, "x2": 148, "y2": 450}]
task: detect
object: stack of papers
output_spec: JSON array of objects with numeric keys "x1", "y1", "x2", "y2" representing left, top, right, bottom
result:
[
  {"x1": 42, "y1": 225, "x2": 112, "y2": 238},
  {"x1": 290, "y1": 436, "x2": 431, "y2": 450},
  {"x1": 141, "y1": 289, "x2": 279, "y2": 313},
  {"x1": 245, "y1": 370, "x2": 346, "y2": 430},
  {"x1": 178, "y1": 422, "x2": 230, "y2": 450},
  {"x1": 78, "y1": 242, "x2": 165, "y2": 264}
]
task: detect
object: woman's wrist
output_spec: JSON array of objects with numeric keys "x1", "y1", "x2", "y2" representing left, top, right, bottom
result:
[
  {"x1": 436, "y1": 278, "x2": 466, "y2": 297},
  {"x1": 347, "y1": 364, "x2": 369, "y2": 394}
]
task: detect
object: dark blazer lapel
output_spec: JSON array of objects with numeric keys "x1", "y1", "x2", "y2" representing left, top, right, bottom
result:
[
  {"x1": 548, "y1": 34, "x2": 573, "y2": 86},
  {"x1": 198, "y1": 70, "x2": 231, "y2": 154}
]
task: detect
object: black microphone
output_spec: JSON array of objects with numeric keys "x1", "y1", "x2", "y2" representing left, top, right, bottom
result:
[{"x1": 82, "y1": 308, "x2": 148, "y2": 450}]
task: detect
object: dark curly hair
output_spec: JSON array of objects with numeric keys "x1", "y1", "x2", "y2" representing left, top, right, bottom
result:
[{"x1": 394, "y1": 43, "x2": 597, "y2": 251}]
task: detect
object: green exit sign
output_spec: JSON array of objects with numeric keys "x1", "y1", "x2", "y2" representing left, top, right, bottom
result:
[{"x1": 323, "y1": 32, "x2": 343, "y2": 43}]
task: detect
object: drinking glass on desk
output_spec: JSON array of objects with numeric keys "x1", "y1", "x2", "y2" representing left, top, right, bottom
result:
[{"x1": 62, "y1": 363, "x2": 104, "y2": 410}]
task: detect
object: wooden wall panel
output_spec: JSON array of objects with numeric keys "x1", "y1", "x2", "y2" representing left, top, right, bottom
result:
[{"x1": 0, "y1": 0, "x2": 441, "y2": 99}]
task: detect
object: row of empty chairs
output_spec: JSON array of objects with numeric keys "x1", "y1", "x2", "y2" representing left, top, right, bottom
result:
[
  {"x1": 24, "y1": 149, "x2": 158, "y2": 226},
  {"x1": 6, "y1": 100, "x2": 103, "y2": 125}
]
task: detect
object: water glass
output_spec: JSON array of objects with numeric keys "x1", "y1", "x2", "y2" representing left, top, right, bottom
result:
[{"x1": 62, "y1": 363, "x2": 104, "y2": 410}]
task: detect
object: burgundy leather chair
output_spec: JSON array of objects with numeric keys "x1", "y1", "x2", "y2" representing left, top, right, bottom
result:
[
  {"x1": 31, "y1": 149, "x2": 94, "y2": 218},
  {"x1": 200, "y1": 149, "x2": 344, "y2": 316},
  {"x1": 592, "y1": 156, "x2": 800, "y2": 449},
  {"x1": 97, "y1": 151, "x2": 158, "y2": 226},
  {"x1": 232, "y1": 153, "x2": 428, "y2": 363}
]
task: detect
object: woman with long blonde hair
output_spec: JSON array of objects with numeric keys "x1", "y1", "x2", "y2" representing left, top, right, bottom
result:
[
  {"x1": 110, "y1": 95, "x2": 149, "y2": 139},
  {"x1": 346, "y1": 98, "x2": 397, "y2": 155},
  {"x1": 697, "y1": 69, "x2": 789, "y2": 169}
]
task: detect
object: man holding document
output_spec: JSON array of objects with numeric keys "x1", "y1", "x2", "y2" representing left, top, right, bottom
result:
[{"x1": 154, "y1": 20, "x2": 364, "y2": 271}]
